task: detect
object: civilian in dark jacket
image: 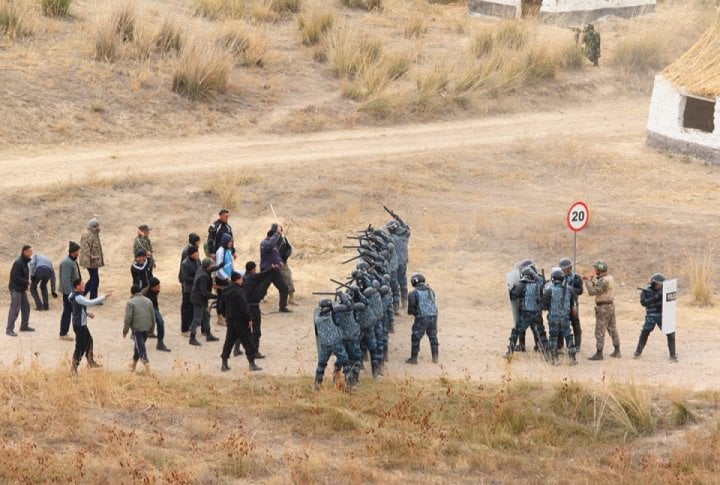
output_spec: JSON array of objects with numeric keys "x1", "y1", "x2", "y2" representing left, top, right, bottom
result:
[
  {"x1": 179, "y1": 245, "x2": 201, "y2": 334},
  {"x1": 142, "y1": 277, "x2": 171, "y2": 352},
  {"x1": 241, "y1": 260, "x2": 277, "y2": 358},
  {"x1": 189, "y1": 258, "x2": 220, "y2": 346},
  {"x1": 7, "y1": 245, "x2": 34, "y2": 336},
  {"x1": 131, "y1": 249, "x2": 154, "y2": 290},
  {"x1": 259, "y1": 229, "x2": 290, "y2": 312},
  {"x1": 59, "y1": 241, "x2": 81, "y2": 340},
  {"x1": 221, "y1": 272, "x2": 262, "y2": 372}
]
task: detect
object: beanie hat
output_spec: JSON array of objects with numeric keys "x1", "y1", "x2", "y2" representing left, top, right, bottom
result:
[
  {"x1": 68, "y1": 241, "x2": 80, "y2": 253},
  {"x1": 148, "y1": 277, "x2": 160, "y2": 288},
  {"x1": 135, "y1": 249, "x2": 147, "y2": 257},
  {"x1": 220, "y1": 233, "x2": 233, "y2": 248}
]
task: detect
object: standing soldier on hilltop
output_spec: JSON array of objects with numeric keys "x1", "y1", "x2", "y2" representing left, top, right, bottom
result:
[
  {"x1": 584, "y1": 261, "x2": 620, "y2": 360},
  {"x1": 634, "y1": 273, "x2": 678, "y2": 362},
  {"x1": 581, "y1": 23, "x2": 601, "y2": 67}
]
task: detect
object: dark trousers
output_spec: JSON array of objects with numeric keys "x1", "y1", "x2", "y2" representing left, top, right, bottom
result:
[
  {"x1": 180, "y1": 291, "x2": 193, "y2": 333},
  {"x1": 7, "y1": 290, "x2": 30, "y2": 332},
  {"x1": 132, "y1": 331, "x2": 149, "y2": 362},
  {"x1": 249, "y1": 304, "x2": 262, "y2": 349},
  {"x1": 222, "y1": 318, "x2": 257, "y2": 361},
  {"x1": 85, "y1": 268, "x2": 100, "y2": 299},
  {"x1": 60, "y1": 293, "x2": 72, "y2": 336},
  {"x1": 72, "y1": 325, "x2": 93, "y2": 363},
  {"x1": 154, "y1": 309, "x2": 165, "y2": 342},
  {"x1": 268, "y1": 268, "x2": 289, "y2": 310},
  {"x1": 30, "y1": 266, "x2": 52, "y2": 310},
  {"x1": 190, "y1": 304, "x2": 210, "y2": 334},
  {"x1": 215, "y1": 278, "x2": 228, "y2": 316},
  {"x1": 411, "y1": 316, "x2": 438, "y2": 354}
]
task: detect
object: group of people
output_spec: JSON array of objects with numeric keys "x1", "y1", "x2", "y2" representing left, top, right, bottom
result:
[
  {"x1": 6, "y1": 209, "x2": 299, "y2": 374},
  {"x1": 311, "y1": 210, "x2": 438, "y2": 392},
  {"x1": 505, "y1": 258, "x2": 677, "y2": 366}
]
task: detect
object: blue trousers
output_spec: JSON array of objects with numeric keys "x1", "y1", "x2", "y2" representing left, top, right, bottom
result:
[
  {"x1": 316, "y1": 341, "x2": 350, "y2": 383},
  {"x1": 548, "y1": 319, "x2": 575, "y2": 354},
  {"x1": 132, "y1": 331, "x2": 148, "y2": 362},
  {"x1": 411, "y1": 315, "x2": 438, "y2": 353}
]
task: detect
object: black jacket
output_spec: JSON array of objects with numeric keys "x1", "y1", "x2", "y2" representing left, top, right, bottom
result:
[
  {"x1": 8, "y1": 254, "x2": 30, "y2": 292},
  {"x1": 223, "y1": 284, "x2": 252, "y2": 322},
  {"x1": 180, "y1": 257, "x2": 201, "y2": 294},
  {"x1": 141, "y1": 287, "x2": 160, "y2": 310},
  {"x1": 242, "y1": 268, "x2": 275, "y2": 304},
  {"x1": 207, "y1": 220, "x2": 232, "y2": 256},
  {"x1": 191, "y1": 267, "x2": 217, "y2": 306},
  {"x1": 131, "y1": 260, "x2": 153, "y2": 290}
]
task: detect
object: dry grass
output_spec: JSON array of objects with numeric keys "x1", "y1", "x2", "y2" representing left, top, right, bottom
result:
[
  {"x1": 339, "y1": 0, "x2": 382, "y2": 11},
  {"x1": 194, "y1": 0, "x2": 245, "y2": 19},
  {"x1": 265, "y1": 0, "x2": 301, "y2": 18},
  {"x1": 172, "y1": 38, "x2": 234, "y2": 100},
  {"x1": 297, "y1": 7, "x2": 335, "y2": 46},
  {"x1": 688, "y1": 246, "x2": 714, "y2": 306},
  {"x1": 206, "y1": 169, "x2": 260, "y2": 209},
  {"x1": 41, "y1": 0, "x2": 71, "y2": 17},
  {"x1": 0, "y1": 0, "x2": 29, "y2": 38},
  {"x1": 155, "y1": 18, "x2": 184, "y2": 55},
  {"x1": 403, "y1": 15, "x2": 427, "y2": 38},
  {"x1": 613, "y1": 31, "x2": 667, "y2": 74},
  {"x1": 326, "y1": 25, "x2": 382, "y2": 79},
  {"x1": 218, "y1": 22, "x2": 269, "y2": 67}
]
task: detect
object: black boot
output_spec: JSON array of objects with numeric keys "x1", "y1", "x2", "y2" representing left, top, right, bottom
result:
[
  {"x1": 249, "y1": 360, "x2": 262, "y2": 371},
  {"x1": 383, "y1": 347, "x2": 389, "y2": 363},
  {"x1": 431, "y1": 346, "x2": 439, "y2": 364},
  {"x1": 667, "y1": 333, "x2": 678, "y2": 362},
  {"x1": 518, "y1": 332, "x2": 526, "y2": 352},
  {"x1": 221, "y1": 358, "x2": 230, "y2": 372},
  {"x1": 405, "y1": 350, "x2": 418, "y2": 365},
  {"x1": 156, "y1": 341, "x2": 171, "y2": 352},
  {"x1": 634, "y1": 330, "x2": 650, "y2": 358},
  {"x1": 371, "y1": 360, "x2": 381, "y2": 378},
  {"x1": 569, "y1": 352, "x2": 577, "y2": 366},
  {"x1": 206, "y1": 331, "x2": 219, "y2": 342},
  {"x1": 609, "y1": 345, "x2": 621, "y2": 358},
  {"x1": 189, "y1": 333, "x2": 202, "y2": 346},
  {"x1": 588, "y1": 349, "x2": 603, "y2": 361}
]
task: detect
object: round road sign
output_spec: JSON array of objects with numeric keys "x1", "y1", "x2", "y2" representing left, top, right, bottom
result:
[{"x1": 567, "y1": 201, "x2": 589, "y2": 232}]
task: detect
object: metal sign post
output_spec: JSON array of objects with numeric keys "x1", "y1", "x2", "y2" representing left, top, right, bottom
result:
[{"x1": 567, "y1": 201, "x2": 590, "y2": 269}]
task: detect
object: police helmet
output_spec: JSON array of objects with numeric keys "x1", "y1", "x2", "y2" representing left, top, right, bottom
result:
[
  {"x1": 357, "y1": 262, "x2": 369, "y2": 271},
  {"x1": 593, "y1": 260, "x2": 608, "y2": 273},
  {"x1": 353, "y1": 302, "x2": 366, "y2": 311},
  {"x1": 387, "y1": 242, "x2": 395, "y2": 252},
  {"x1": 651, "y1": 272, "x2": 666, "y2": 284},
  {"x1": 386, "y1": 221, "x2": 400, "y2": 232},
  {"x1": 380, "y1": 285, "x2": 390, "y2": 296},
  {"x1": 333, "y1": 304, "x2": 347, "y2": 313},
  {"x1": 372, "y1": 280, "x2": 381, "y2": 289},
  {"x1": 520, "y1": 267, "x2": 536, "y2": 281},
  {"x1": 411, "y1": 273, "x2": 426, "y2": 287},
  {"x1": 559, "y1": 258, "x2": 572, "y2": 270},
  {"x1": 383, "y1": 273, "x2": 391, "y2": 282},
  {"x1": 551, "y1": 269, "x2": 564, "y2": 282},
  {"x1": 319, "y1": 298, "x2": 333, "y2": 310},
  {"x1": 363, "y1": 287, "x2": 377, "y2": 298}
]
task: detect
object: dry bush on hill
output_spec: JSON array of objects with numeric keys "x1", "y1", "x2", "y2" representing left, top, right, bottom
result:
[
  {"x1": 205, "y1": 169, "x2": 260, "y2": 209},
  {"x1": 218, "y1": 22, "x2": 268, "y2": 67},
  {"x1": 41, "y1": 0, "x2": 71, "y2": 17},
  {"x1": 340, "y1": 0, "x2": 382, "y2": 11},
  {"x1": 403, "y1": 15, "x2": 427, "y2": 38},
  {"x1": 297, "y1": 6, "x2": 335, "y2": 45},
  {"x1": 613, "y1": 30, "x2": 667, "y2": 74},
  {"x1": 0, "y1": 0, "x2": 30, "y2": 38},
  {"x1": 265, "y1": 0, "x2": 301, "y2": 18},
  {"x1": 195, "y1": 0, "x2": 245, "y2": 19},
  {"x1": 688, "y1": 246, "x2": 714, "y2": 306},
  {"x1": 155, "y1": 18, "x2": 184, "y2": 55},
  {"x1": 172, "y1": 39, "x2": 234, "y2": 100}
]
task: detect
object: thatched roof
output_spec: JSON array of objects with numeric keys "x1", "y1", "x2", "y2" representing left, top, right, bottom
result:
[{"x1": 664, "y1": 18, "x2": 720, "y2": 98}]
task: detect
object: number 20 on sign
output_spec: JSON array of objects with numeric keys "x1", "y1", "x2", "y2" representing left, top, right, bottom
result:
[{"x1": 567, "y1": 201, "x2": 589, "y2": 232}]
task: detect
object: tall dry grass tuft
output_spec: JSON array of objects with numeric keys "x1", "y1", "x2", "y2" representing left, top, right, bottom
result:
[
  {"x1": 688, "y1": 246, "x2": 714, "y2": 306},
  {"x1": 340, "y1": 0, "x2": 381, "y2": 11},
  {"x1": 326, "y1": 26, "x2": 381, "y2": 79},
  {"x1": 297, "y1": 7, "x2": 335, "y2": 46},
  {"x1": 206, "y1": 170, "x2": 259, "y2": 209},
  {"x1": 403, "y1": 15, "x2": 427, "y2": 38},
  {"x1": 613, "y1": 31, "x2": 667, "y2": 74},
  {"x1": 130, "y1": 20, "x2": 154, "y2": 61},
  {"x1": 605, "y1": 383, "x2": 656, "y2": 437},
  {"x1": 112, "y1": 1, "x2": 136, "y2": 42},
  {"x1": 172, "y1": 39, "x2": 234, "y2": 100},
  {"x1": 219, "y1": 22, "x2": 268, "y2": 67},
  {"x1": 155, "y1": 18, "x2": 184, "y2": 55},
  {"x1": 266, "y1": 0, "x2": 301, "y2": 18},
  {"x1": 41, "y1": 0, "x2": 71, "y2": 17},
  {"x1": 0, "y1": 0, "x2": 28, "y2": 38},
  {"x1": 195, "y1": 0, "x2": 245, "y2": 19},
  {"x1": 93, "y1": 15, "x2": 120, "y2": 61}
]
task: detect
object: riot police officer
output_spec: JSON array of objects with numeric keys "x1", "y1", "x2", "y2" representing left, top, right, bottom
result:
[
  {"x1": 405, "y1": 273, "x2": 439, "y2": 364},
  {"x1": 634, "y1": 273, "x2": 677, "y2": 362}
]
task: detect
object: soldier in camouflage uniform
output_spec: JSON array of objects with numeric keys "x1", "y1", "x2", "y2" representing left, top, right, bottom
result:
[
  {"x1": 314, "y1": 299, "x2": 351, "y2": 391},
  {"x1": 560, "y1": 258, "x2": 584, "y2": 352},
  {"x1": 542, "y1": 269, "x2": 577, "y2": 365},
  {"x1": 581, "y1": 23, "x2": 601, "y2": 67},
  {"x1": 506, "y1": 266, "x2": 548, "y2": 358},
  {"x1": 332, "y1": 295, "x2": 363, "y2": 390},
  {"x1": 406, "y1": 273, "x2": 439, "y2": 364},
  {"x1": 634, "y1": 273, "x2": 677, "y2": 362},
  {"x1": 584, "y1": 260, "x2": 621, "y2": 360}
]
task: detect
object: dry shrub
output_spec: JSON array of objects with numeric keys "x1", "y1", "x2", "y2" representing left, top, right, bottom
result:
[
  {"x1": 613, "y1": 30, "x2": 667, "y2": 74},
  {"x1": 265, "y1": 0, "x2": 301, "y2": 18},
  {"x1": 415, "y1": 63, "x2": 449, "y2": 112},
  {"x1": 0, "y1": 0, "x2": 29, "y2": 38},
  {"x1": 219, "y1": 22, "x2": 268, "y2": 67},
  {"x1": 340, "y1": 0, "x2": 381, "y2": 11},
  {"x1": 326, "y1": 25, "x2": 381, "y2": 78},
  {"x1": 470, "y1": 28, "x2": 494, "y2": 59},
  {"x1": 604, "y1": 383, "x2": 656, "y2": 437},
  {"x1": 155, "y1": 18, "x2": 184, "y2": 55},
  {"x1": 41, "y1": 0, "x2": 71, "y2": 17},
  {"x1": 172, "y1": 39, "x2": 234, "y2": 100},
  {"x1": 93, "y1": 15, "x2": 120, "y2": 61},
  {"x1": 359, "y1": 89, "x2": 408, "y2": 118},
  {"x1": 112, "y1": 1, "x2": 136, "y2": 42},
  {"x1": 297, "y1": 7, "x2": 335, "y2": 46},
  {"x1": 688, "y1": 246, "x2": 713, "y2": 306},
  {"x1": 341, "y1": 50, "x2": 411, "y2": 101},
  {"x1": 195, "y1": 0, "x2": 245, "y2": 19},
  {"x1": 494, "y1": 20, "x2": 529, "y2": 50},
  {"x1": 130, "y1": 20, "x2": 154, "y2": 61},
  {"x1": 206, "y1": 170, "x2": 259, "y2": 209},
  {"x1": 403, "y1": 15, "x2": 427, "y2": 38}
]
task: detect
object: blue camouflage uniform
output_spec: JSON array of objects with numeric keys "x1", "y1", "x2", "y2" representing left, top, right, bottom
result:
[
  {"x1": 407, "y1": 282, "x2": 438, "y2": 361},
  {"x1": 314, "y1": 306, "x2": 350, "y2": 386},
  {"x1": 543, "y1": 280, "x2": 577, "y2": 364},
  {"x1": 635, "y1": 282, "x2": 677, "y2": 360},
  {"x1": 507, "y1": 276, "x2": 548, "y2": 355},
  {"x1": 333, "y1": 300, "x2": 362, "y2": 387}
]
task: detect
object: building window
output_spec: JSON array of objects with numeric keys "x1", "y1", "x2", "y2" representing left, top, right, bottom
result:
[{"x1": 682, "y1": 96, "x2": 715, "y2": 133}]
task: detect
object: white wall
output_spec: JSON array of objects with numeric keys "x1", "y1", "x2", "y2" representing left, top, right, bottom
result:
[
  {"x1": 647, "y1": 73, "x2": 720, "y2": 148},
  {"x1": 541, "y1": 0, "x2": 655, "y2": 13}
]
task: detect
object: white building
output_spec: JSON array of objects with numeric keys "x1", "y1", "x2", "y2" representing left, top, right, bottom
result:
[
  {"x1": 646, "y1": 23, "x2": 720, "y2": 164},
  {"x1": 468, "y1": 0, "x2": 655, "y2": 24}
]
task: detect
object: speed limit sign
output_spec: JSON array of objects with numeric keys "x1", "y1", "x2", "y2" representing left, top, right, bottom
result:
[{"x1": 567, "y1": 201, "x2": 589, "y2": 232}]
